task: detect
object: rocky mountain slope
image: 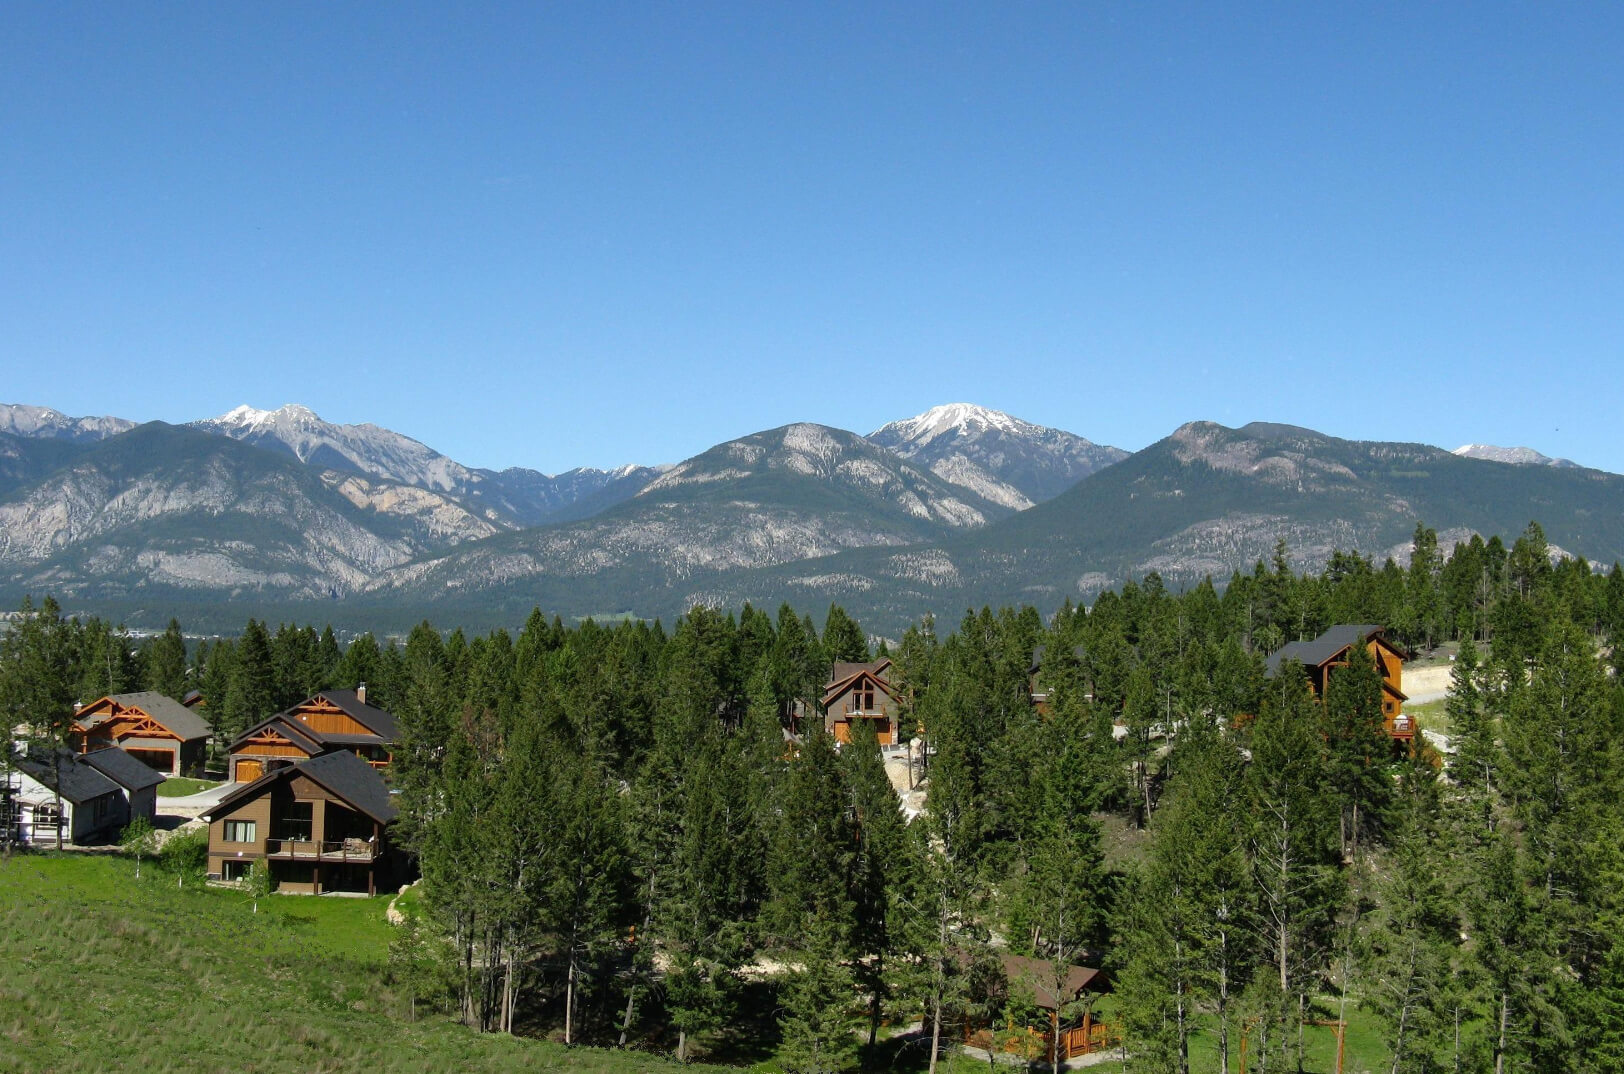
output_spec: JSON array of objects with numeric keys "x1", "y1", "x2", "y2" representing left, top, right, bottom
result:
[
  {"x1": 0, "y1": 404, "x2": 135, "y2": 442},
  {"x1": 7, "y1": 402, "x2": 1620, "y2": 634},
  {"x1": 359, "y1": 423, "x2": 1011, "y2": 621},
  {"x1": 869, "y1": 403, "x2": 1127, "y2": 508},
  {"x1": 679, "y1": 421, "x2": 1624, "y2": 631},
  {"x1": 189, "y1": 404, "x2": 663, "y2": 527},
  {"x1": 0, "y1": 423, "x2": 502, "y2": 604}
]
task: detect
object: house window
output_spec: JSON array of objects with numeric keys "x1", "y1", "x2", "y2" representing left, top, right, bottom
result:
[
  {"x1": 34, "y1": 803, "x2": 62, "y2": 829},
  {"x1": 221, "y1": 859, "x2": 251, "y2": 882},
  {"x1": 274, "y1": 802, "x2": 313, "y2": 842},
  {"x1": 852, "y1": 684, "x2": 875, "y2": 713},
  {"x1": 223, "y1": 820, "x2": 257, "y2": 843}
]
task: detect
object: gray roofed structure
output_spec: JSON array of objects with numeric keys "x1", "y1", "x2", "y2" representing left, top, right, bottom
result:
[
  {"x1": 80, "y1": 691, "x2": 212, "y2": 741},
  {"x1": 17, "y1": 749, "x2": 120, "y2": 804},
  {"x1": 1265, "y1": 624, "x2": 1390, "y2": 677},
  {"x1": 79, "y1": 747, "x2": 166, "y2": 792},
  {"x1": 230, "y1": 715, "x2": 325, "y2": 754}
]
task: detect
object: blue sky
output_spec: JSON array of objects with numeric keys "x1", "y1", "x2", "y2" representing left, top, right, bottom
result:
[{"x1": 4, "y1": 4, "x2": 1621, "y2": 474}]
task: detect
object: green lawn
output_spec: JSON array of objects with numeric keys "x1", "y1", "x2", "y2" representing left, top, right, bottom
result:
[
  {"x1": 0, "y1": 853, "x2": 729, "y2": 1074},
  {"x1": 157, "y1": 776, "x2": 223, "y2": 797},
  {"x1": 0, "y1": 853, "x2": 1407, "y2": 1074}
]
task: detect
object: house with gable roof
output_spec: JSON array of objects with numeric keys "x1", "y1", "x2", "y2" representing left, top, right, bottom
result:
[
  {"x1": 821, "y1": 658, "x2": 900, "y2": 745},
  {"x1": 10, "y1": 747, "x2": 162, "y2": 845},
  {"x1": 203, "y1": 749, "x2": 406, "y2": 894},
  {"x1": 1264, "y1": 623, "x2": 1413, "y2": 741},
  {"x1": 70, "y1": 692, "x2": 212, "y2": 777},
  {"x1": 227, "y1": 685, "x2": 397, "y2": 783}
]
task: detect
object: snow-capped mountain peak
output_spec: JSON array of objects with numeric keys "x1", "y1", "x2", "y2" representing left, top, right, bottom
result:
[
  {"x1": 872, "y1": 403, "x2": 1031, "y2": 446},
  {"x1": 868, "y1": 403, "x2": 1127, "y2": 508},
  {"x1": 192, "y1": 403, "x2": 476, "y2": 492}
]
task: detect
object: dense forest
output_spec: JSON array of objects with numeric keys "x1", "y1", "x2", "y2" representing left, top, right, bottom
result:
[{"x1": 3, "y1": 521, "x2": 1623, "y2": 1073}]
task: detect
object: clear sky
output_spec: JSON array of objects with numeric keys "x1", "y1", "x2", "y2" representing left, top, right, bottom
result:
[{"x1": 4, "y1": 4, "x2": 1621, "y2": 474}]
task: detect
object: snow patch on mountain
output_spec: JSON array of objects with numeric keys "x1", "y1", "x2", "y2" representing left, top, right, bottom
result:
[
  {"x1": 1453, "y1": 444, "x2": 1579, "y2": 468},
  {"x1": 193, "y1": 404, "x2": 480, "y2": 493},
  {"x1": 875, "y1": 403, "x2": 1031, "y2": 445}
]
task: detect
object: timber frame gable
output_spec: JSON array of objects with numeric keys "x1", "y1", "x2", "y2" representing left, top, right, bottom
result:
[
  {"x1": 69, "y1": 692, "x2": 210, "y2": 777},
  {"x1": 227, "y1": 687, "x2": 397, "y2": 783},
  {"x1": 820, "y1": 659, "x2": 900, "y2": 745}
]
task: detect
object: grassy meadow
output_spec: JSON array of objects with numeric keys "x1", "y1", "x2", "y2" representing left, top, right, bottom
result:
[
  {"x1": 0, "y1": 852, "x2": 1404, "y2": 1074},
  {"x1": 0, "y1": 853, "x2": 727, "y2": 1074}
]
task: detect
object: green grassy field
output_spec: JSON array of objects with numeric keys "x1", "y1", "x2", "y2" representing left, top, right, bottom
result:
[
  {"x1": 0, "y1": 853, "x2": 727, "y2": 1074},
  {"x1": 1, "y1": 852, "x2": 1401, "y2": 1073}
]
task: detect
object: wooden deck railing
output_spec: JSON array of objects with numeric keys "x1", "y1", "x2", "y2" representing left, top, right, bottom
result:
[{"x1": 264, "y1": 837, "x2": 378, "y2": 862}]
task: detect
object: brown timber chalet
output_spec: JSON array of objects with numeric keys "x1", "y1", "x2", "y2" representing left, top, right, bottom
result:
[
  {"x1": 228, "y1": 686, "x2": 396, "y2": 783},
  {"x1": 203, "y1": 749, "x2": 406, "y2": 895},
  {"x1": 1264, "y1": 624, "x2": 1413, "y2": 740},
  {"x1": 821, "y1": 659, "x2": 899, "y2": 745},
  {"x1": 70, "y1": 692, "x2": 211, "y2": 777}
]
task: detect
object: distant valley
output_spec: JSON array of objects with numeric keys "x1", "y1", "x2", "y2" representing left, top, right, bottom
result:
[{"x1": 0, "y1": 401, "x2": 1616, "y2": 634}]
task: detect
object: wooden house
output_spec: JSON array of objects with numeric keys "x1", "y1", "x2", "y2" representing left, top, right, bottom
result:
[
  {"x1": 11, "y1": 747, "x2": 162, "y2": 845},
  {"x1": 965, "y1": 953, "x2": 1115, "y2": 1063},
  {"x1": 70, "y1": 692, "x2": 211, "y2": 777},
  {"x1": 1264, "y1": 624, "x2": 1413, "y2": 740},
  {"x1": 1027, "y1": 644, "x2": 1089, "y2": 715},
  {"x1": 821, "y1": 659, "x2": 899, "y2": 745},
  {"x1": 227, "y1": 686, "x2": 397, "y2": 783},
  {"x1": 203, "y1": 749, "x2": 406, "y2": 895}
]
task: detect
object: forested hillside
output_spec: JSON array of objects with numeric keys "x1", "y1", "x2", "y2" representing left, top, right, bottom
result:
[{"x1": 3, "y1": 521, "x2": 1622, "y2": 1072}]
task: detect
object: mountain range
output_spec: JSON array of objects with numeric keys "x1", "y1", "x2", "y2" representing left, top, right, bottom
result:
[{"x1": 0, "y1": 401, "x2": 1615, "y2": 634}]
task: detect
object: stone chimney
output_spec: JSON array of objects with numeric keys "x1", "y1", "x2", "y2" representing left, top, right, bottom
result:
[{"x1": 357, "y1": 682, "x2": 367, "y2": 705}]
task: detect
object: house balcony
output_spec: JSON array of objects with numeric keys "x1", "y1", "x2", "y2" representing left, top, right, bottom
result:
[{"x1": 263, "y1": 837, "x2": 380, "y2": 862}]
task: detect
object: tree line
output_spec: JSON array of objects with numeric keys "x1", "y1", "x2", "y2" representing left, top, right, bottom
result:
[{"x1": 2, "y1": 520, "x2": 1623, "y2": 1071}]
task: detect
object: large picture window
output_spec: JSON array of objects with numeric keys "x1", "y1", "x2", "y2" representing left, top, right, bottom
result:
[{"x1": 223, "y1": 819, "x2": 257, "y2": 843}]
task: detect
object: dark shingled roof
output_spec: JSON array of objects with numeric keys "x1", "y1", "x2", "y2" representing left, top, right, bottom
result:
[
  {"x1": 17, "y1": 749, "x2": 120, "y2": 804},
  {"x1": 822, "y1": 660, "x2": 896, "y2": 706},
  {"x1": 296, "y1": 750, "x2": 397, "y2": 824},
  {"x1": 83, "y1": 691, "x2": 212, "y2": 741},
  {"x1": 205, "y1": 750, "x2": 397, "y2": 826},
  {"x1": 79, "y1": 747, "x2": 165, "y2": 792},
  {"x1": 1265, "y1": 624, "x2": 1388, "y2": 677},
  {"x1": 228, "y1": 715, "x2": 323, "y2": 754}
]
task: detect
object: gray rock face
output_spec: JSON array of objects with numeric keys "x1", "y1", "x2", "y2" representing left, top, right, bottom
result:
[{"x1": 0, "y1": 404, "x2": 136, "y2": 442}]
